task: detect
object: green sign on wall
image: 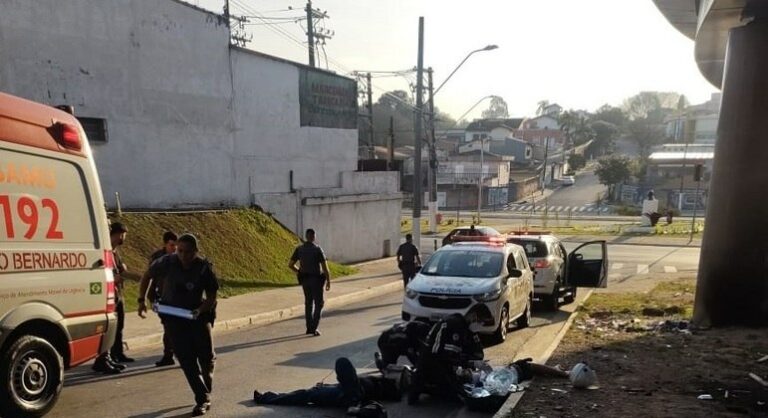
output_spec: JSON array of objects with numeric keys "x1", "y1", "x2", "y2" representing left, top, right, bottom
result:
[{"x1": 299, "y1": 69, "x2": 358, "y2": 129}]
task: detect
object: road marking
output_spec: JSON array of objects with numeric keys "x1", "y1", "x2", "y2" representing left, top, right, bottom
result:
[
  {"x1": 555, "y1": 206, "x2": 563, "y2": 211},
  {"x1": 611, "y1": 263, "x2": 624, "y2": 270},
  {"x1": 636, "y1": 264, "x2": 649, "y2": 274},
  {"x1": 549, "y1": 205, "x2": 556, "y2": 211},
  {"x1": 522, "y1": 205, "x2": 531, "y2": 211},
  {"x1": 664, "y1": 266, "x2": 678, "y2": 273},
  {"x1": 586, "y1": 207, "x2": 595, "y2": 212}
]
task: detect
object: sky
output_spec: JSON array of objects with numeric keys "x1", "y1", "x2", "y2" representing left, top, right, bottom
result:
[{"x1": 194, "y1": 0, "x2": 717, "y2": 120}]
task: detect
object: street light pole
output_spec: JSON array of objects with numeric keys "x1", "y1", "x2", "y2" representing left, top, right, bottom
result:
[
  {"x1": 433, "y1": 45, "x2": 498, "y2": 96},
  {"x1": 477, "y1": 137, "x2": 484, "y2": 223},
  {"x1": 428, "y1": 44, "x2": 498, "y2": 232}
]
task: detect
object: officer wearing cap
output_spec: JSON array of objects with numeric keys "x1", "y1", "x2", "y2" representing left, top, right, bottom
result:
[
  {"x1": 138, "y1": 233, "x2": 218, "y2": 416},
  {"x1": 289, "y1": 228, "x2": 331, "y2": 336}
]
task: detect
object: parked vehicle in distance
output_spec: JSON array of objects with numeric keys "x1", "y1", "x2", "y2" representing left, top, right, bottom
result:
[
  {"x1": 442, "y1": 226, "x2": 501, "y2": 247},
  {"x1": 402, "y1": 236, "x2": 533, "y2": 343},
  {"x1": 0, "y1": 91, "x2": 117, "y2": 417},
  {"x1": 562, "y1": 175, "x2": 576, "y2": 186}
]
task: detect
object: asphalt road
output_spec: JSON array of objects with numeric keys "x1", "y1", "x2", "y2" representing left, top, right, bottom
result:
[
  {"x1": 544, "y1": 170, "x2": 606, "y2": 207},
  {"x1": 50, "y1": 291, "x2": 584, "y2": 418},
  {"x1": 49, "y1": 242, "x2": 699, "y2": 418}
]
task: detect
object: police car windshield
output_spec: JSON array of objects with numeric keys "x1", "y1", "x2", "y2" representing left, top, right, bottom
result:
[{"x1": 420, "y1": 250, "x2": 503, "y2": 278}]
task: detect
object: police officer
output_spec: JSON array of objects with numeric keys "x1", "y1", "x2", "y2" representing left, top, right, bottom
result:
[
  {"x1": 149, "y1": 231, "x2": 178, "y2": 367},
  {"x1": 396, "y1": 234, "x2": 421, "y2": 287},
  {"x1": 374, "y1": 320, "x2": 432, "y2": 370},
  {"x1": 138, "y1": 234, "x2": 218, "y2": 416},
  {"x1": 92, "y1": 222, "x2": 131, "y2": 374},
  {"x1": 407, "y1": 313, "x2": 484, "y2": 405},
  {"x1": 289, "y1": 228, "x2": 331, "y2": 336}
]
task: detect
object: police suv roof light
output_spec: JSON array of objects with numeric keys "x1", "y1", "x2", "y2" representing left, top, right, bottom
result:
[{"x1": 451, "y1": 235, "x2": 506, "y2": 245}]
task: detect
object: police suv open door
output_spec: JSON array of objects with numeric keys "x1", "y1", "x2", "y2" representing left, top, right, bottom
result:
[{"x1": 565, "y1": 241, "x2": 607, "y2": 288}]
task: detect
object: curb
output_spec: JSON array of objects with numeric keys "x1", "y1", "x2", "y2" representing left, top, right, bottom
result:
[
  {"x1": 124, "y1": 277, "x2": 403, "y2": 352},
  {"x1": 493, "y1": 289, "x2": 594, "y2": 418}
]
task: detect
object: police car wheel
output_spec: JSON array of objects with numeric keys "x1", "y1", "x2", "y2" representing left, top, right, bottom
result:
[
  {"x1": 544, "y1": 278, "x2": 561, "y2": 311},
  {"x1": 517, "y1": 296, "x2": 531, "y2": 329},
  {"x1": 564, "y1": 286, "x2": 577, "y2": 304},
  {"x1": 0, "y1": 335, "x2": 63, "y2": 418},
  {"x1": 492, "y1": 305, "x2": 510, "y2": 343}
]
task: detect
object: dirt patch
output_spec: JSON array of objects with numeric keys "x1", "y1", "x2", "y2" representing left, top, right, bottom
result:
[{"x1": 507, "y1": 279, "x2": 768, "y2": 417}]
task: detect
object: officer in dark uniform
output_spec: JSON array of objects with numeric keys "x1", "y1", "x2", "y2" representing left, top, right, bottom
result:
[
  {"x1": 289, "y1": 228, "x2": 331, "y2": 336},
  {"x1": 396, "y1": 234, "x2": 421, "y2": 287},
  {"x1": 92, "y1": 222, "x2": 131, "y2": 374},
  {"x1": 374, "y1": 320, "x2": 432, "y2": 370},
  {"x1": 407, "y1": 313, "x2": 484, "y2": 405},
  {"x1": 149, "y1": 231, "x2": 178, "y2": 367},
  {"x1": 138, "y1": 234, "x2": 218, "y2": 417}
]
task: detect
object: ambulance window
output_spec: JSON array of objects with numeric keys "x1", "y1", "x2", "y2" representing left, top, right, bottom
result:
[{"x1": 0, "y1": 149, "x2": 97, "y2": 249}]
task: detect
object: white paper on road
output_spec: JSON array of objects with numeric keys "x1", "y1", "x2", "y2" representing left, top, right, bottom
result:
[
  {"x1": 154, "y1": 303, "x2": 194, "y2": 319},
  {"x1": 664, "y1": 266, "x2": 678, "y2": 273},
  {"x1": 611, "y1": 263, "x2": 624, "y2": 270},
  {"x1": 636, "y1": 264, "x2": 650, "y2": 274}
]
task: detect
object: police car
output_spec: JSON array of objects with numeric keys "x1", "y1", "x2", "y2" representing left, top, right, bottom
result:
[{"x1": 401, "y1": 237, "x2": 534, "y2": 343}]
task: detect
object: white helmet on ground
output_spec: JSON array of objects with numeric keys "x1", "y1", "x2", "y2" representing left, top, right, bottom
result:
[{"x1": 569, "y1": 362, "x2": 598, "y2": 389}]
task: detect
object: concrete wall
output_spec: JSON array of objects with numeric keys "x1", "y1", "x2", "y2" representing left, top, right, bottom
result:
[{"x1": 253, "y1": 171, "x2": 402, "y2": 263}]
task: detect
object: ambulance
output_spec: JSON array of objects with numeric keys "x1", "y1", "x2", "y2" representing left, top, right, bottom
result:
[{"x1": 0, "y1": 92, "x2": 117, "y2": 416}]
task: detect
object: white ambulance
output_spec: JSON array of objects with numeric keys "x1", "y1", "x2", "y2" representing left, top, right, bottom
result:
[{"x1": 0, "y1": 92, "x2": 117, "y2": 416}]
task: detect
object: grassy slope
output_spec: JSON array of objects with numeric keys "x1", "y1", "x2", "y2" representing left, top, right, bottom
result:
[{"x1": 112, "y1": 209, "x2": 356, "y2": 311}]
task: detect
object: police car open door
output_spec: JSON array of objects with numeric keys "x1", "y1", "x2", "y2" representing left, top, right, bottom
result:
[{"x1": 565, "y1": 241, "x2": 607, "y2": 288}]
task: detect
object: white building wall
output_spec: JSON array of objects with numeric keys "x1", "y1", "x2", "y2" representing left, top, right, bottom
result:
[{"x1": 0, "y1": 0, "x2": 236, "y2": 208}]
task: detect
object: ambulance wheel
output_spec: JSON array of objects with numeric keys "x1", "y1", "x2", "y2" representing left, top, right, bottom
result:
[
  {"x1": 492, "y1": 305, "x2": 510, "y2": 344},
  {"x1": 0, "y1": 335, "x2": 63, "y2": 418}
]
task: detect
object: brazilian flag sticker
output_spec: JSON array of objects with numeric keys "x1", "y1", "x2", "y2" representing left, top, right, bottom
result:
[{"x1": 89, "y1": 282, "x2": 103, "y2": 295}]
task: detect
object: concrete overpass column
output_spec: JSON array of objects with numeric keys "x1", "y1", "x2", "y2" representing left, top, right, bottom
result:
[{"x1": 693, "y1": 15, "x2": 768, "y2": 326}]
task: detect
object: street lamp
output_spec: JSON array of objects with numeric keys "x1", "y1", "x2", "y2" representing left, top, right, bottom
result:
[
  {"x1": 428, "y1": 45, "x2": 499, "y2": 233},
  {"x1": 454, "y1": 95, "x2": 497, "y2": 127},
  {"x1": 433, "y1": 45, "x2": 499, "y2": 96}
]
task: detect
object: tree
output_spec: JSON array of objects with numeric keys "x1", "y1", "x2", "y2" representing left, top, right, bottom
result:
[
  {"x1": 558, "y1": 111, "x2": 578, "y2": 146},
  {"x1": 481, "y1": 96, "x2": 509, "y2": 119},
  {"x1": 588, "y1": 120, "x2": 619, "y2": 156},
  {"x1": 536, "y1": 100, "x2": 550, "y2": 116},
  {"x1": 593, "y1": 104, "x2": 627, "y2": 127},
  {"x1": 595, "y1": 156, "x2": 632, "y2": 200},
  {"x1": 367, "y1": 90, "x2": 416, "y2": 148},
  {"x1": 568, "y1": 153, "x2": 587, "y2": 171},
  {"x1": 621, "y1": 92, "x2": 681, "y2": 158}
]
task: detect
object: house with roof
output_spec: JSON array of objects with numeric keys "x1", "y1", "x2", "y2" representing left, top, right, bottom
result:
[{"x1": 463, "y1": 118, "x2": 524, "y2": 143}]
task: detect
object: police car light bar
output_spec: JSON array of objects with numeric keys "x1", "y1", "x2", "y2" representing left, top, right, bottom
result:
[
  {"x1": 508, "y1": 230, "x2": 551, "y2": 236},
  {"x1": 450, "y1": 235, "x2": 507, "y2": 245}
]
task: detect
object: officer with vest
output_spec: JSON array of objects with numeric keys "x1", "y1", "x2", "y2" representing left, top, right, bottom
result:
[{"x1": 138, "y1": 234, "x2": 218, "y2": 416}]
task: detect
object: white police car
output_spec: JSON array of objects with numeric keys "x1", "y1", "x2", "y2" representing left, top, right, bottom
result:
[{"x1": 401, "y1": 237, "x2": 534, "y2": 343}]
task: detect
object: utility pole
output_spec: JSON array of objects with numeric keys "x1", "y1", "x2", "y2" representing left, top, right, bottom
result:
[
  {"x1": 541, "y1": 136, "x2": 550, "y2": 193},
  {"x1": 388, "y1": 116, "x2": 395, "y2": 170},
  {"x1": 412, "y1": 17, "x2": 425, "y2": 248},
  {"x1": 427, "y1": 68, "x2": 438, "y2": 233},
  {"x1": 305, "y1": 0, "x2": 315, "y2": 67},
  {"x1": 367, "y1": 72, "x2": 374, "y2": 159}
]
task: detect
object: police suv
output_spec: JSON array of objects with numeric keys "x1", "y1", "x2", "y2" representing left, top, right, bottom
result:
[{"x1": 401, "y1": 237, "x2": 534, "y2": 343}]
